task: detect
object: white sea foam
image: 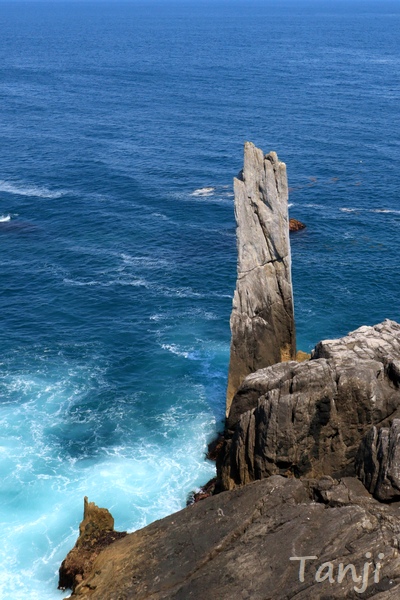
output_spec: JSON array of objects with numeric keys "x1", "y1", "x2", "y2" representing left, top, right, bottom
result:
[
  {"x1": 0, "y1": 180, "x2": 64, "y2": 199},
  {"x1": 219, "y1": 230, "x2": 236, "y2": 238},
  {"x1": 190, "y1": 187, "x2": 215, "y2": 196},
  {"x1": 340, "y1": 207, "x2": 400, "y2": 215},
  {"x1": 304, "y1": 203, "x2": 325, "y2": 209},
  {"x1": 119, "y1": 278, "x2": 150, "y2": 287},
  {"x1": 370, "y1": 57, "x2": 399, "y2": 64},
  {"x1": 62, "y1": 278, "x2": 100, "y2": 286},
  {"x1": 0, "y1": 354, "x2": 218, "y2": 600},
  {"x1": 197, "y1": 310, "x2": 218, "y2": 321},
  {"x1": 62, "y1": 277, "x2": 149, "y2": 288},
  {"x1": 161, "y1": 343, "x2": 191, "y2": 358},
  {"x1": 151, "y1": 309, "x2": 217, "y2": 323},
  {"x1": 180, "y1": 186, "x2": 233, "y2": 206},
  {"x1": 186, "y1": 307, "x2": 218, "y2": 321},
  {"x1": 371, "y1": 208, "x2": 400, "y2": 214},
  {"x1": 150, "y1": 314, "x2": 163, "y2": 322},
  {"x1": 0, "y1": 214, "x2": 11, "y2": 222},
  {"x1": 151, "y1": 212, "x2": 170, "y2": 220},
  {"x1": 162, "y1": 286, "x2": 203, "y2": 298},
  {"x1": 120, "y1": 253, "x2": 170, "y2": 269}
]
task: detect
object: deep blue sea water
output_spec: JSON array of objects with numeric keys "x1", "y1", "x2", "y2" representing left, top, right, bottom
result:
[{"x1": 0, "y1": 1, "x2": 399, "y2": 597}]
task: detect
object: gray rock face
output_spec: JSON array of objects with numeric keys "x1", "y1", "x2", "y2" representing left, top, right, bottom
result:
[
  {"x1": 356, "y1": 419, "x2": 400, "y2": 502},
  {"x1": 218, "y1": 320, "x2": 400, "y2": 491},
  {"x1": 66, "y1": 476, "x2": 400, "y2": 600},
  {"x1": 226, "y1": 142, "x2": 296, "y2": 414}
]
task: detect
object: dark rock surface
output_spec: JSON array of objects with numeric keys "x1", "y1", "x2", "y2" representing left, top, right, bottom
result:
[
  {"x1": 218, "y1": 320, "x2": 400, "y2": 491},
  {"x1": 186, "y1": 477, "x2": 217, "y2": 505},
  {"x1": 205, "y1": 432, "x2": 225, "y2": 461},
  {"x1": 226, "y1": 142, "x2": 296, "y2": 414},
  {"x1": 59, "y1": 497, "x2": 127, "y2": 592},
  {"x1": 356, "y1": 419, "x2": 400, "y2": 502},
  {"x1": 289, "y1": 217, "x2": 306, "y2": 231},
  {"x1": 65, "y1": 476, "x2": 400, "y2": 599}
]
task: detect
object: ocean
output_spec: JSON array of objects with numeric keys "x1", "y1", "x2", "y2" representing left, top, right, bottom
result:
[{"x1": 0, "y1": 1, "x2": 399, "y2": 598}]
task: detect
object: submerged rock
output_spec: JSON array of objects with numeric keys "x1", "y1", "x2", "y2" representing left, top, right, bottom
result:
[
  {"x1": 65, "y1": 476, "x2": 400, "y2": 599},
  {"x1": 226, "y1": 142, "x2": 296, "y2": 414},
  {"x1": 218, "y1": 320, "x2": 400, "y2": 491}
]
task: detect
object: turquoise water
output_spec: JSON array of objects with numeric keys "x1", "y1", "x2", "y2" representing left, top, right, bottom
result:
[{"x1": 0, "y1": 1, "x2": 399, "y2": 598}]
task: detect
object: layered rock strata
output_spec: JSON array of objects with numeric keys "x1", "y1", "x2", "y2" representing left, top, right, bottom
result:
[
  {"x1": 218, "y1": 320, "x2": 400, "y2": 491},
  {"x1": 226, "y1": 142, "x2": 296, "y2": 414},
  {"x1": 356, "y1": 419, "x2": 400, "y2": 502},
  {"x1": 65, "y1": 476, "x2": 400, "y2": 599}
]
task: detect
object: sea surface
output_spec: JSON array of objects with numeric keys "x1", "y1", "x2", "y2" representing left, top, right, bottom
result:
[{"x1": 0, "y1": 1, "x2": 399, "y2": 598}]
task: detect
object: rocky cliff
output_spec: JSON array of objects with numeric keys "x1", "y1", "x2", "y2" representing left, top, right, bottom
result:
[
  {"x1": 60, "y1": 329, "x2": 400, "y2": 599},
  {"x1": 58, "y1": 147, "x2": 400, "y2": 599},
  {"x1": 65, "y1": 475, "x2": 400, "y2": 599},
  {"x1": 356, "y1": 418, "x2": 400, "y2": 502},
  {"x1": 218, "y1": 320, "x2": 400, "y2": 491},
  {"x1": 226, "y1": 142, "x2": 296, "y2": 414}
]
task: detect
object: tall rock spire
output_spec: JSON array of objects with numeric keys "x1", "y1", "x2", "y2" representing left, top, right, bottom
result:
[{"x1": 226, "y1": 142, "x2": 296, "y2": 414}]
